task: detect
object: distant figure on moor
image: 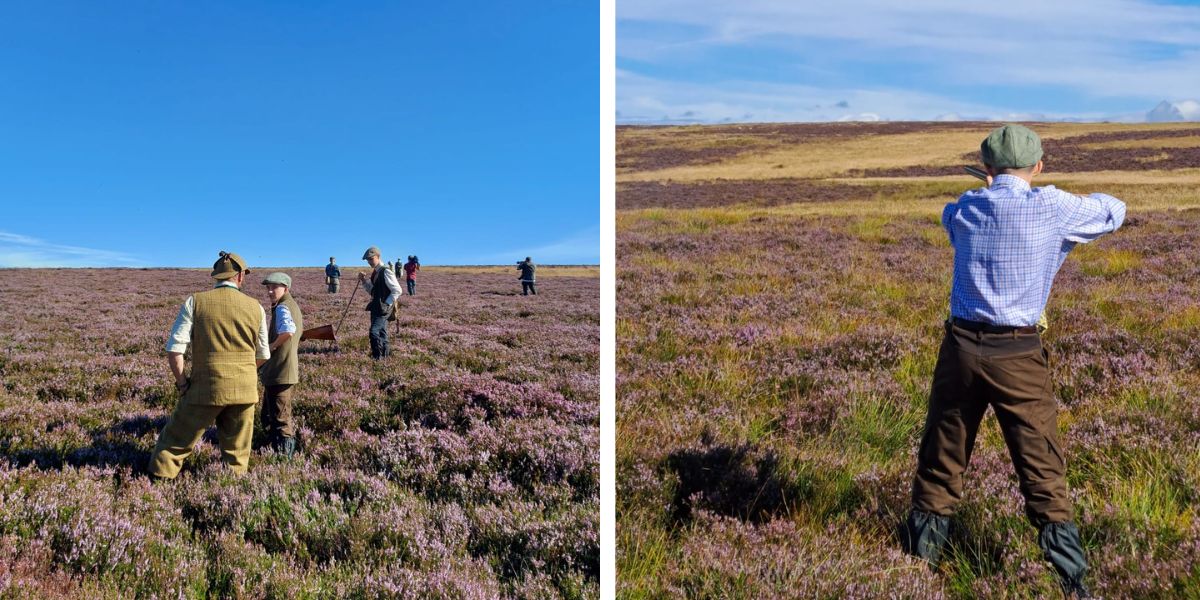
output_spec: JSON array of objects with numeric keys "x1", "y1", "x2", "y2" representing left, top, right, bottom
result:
[
  {"x1": 404, "y1": 255, "x2": 420, "y2": 295},
  {"x1": 325, "y1": 256, "x2": 340, "y2": 293},
  {"x1": 518, "y1": 256, "x2": 536, "y2": 295}
]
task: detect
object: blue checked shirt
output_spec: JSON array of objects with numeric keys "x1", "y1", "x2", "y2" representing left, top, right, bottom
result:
[{"x1": 944, "y1": 174, "x2": 1126, "y2": 326}]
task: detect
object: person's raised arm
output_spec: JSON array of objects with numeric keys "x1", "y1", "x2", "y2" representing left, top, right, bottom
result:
[{"x1": 1060, "y1": 191, "x2": 1126, "y2": 243}]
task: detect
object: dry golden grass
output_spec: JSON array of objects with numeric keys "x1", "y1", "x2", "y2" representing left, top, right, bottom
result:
[
  {"x1": 618, "y1": 123, "x2": 1200, "y2": 184},
  {"x1": 618, "y1": 130, "x2": 989, "y2": 182}
]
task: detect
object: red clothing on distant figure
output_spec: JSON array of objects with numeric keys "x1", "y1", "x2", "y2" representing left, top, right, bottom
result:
[{"x1": 403, "y1": 262, "x2": 419, "y2": 281}]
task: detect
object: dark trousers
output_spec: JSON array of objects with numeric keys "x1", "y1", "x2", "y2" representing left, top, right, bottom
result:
[
  {"x1": 260, "y1": 384, "x2": 295, "y2": 441},
  {"x1": 911, "y1": 321, "x2": 1072, "y2": 526},
  {"x1": 328, "y1": 279, "x2": 339, "y2": 293},
  {"x1": 407, "y1": 279, "x2": 415, "y2": 295},
  {"x1": 522, "y1": 281, "x2": 536, "y2": 295},
  {"x1": 369, "y1": 314, "x2": 389, "y2": 359}
]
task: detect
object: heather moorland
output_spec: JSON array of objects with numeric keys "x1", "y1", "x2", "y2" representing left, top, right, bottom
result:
[
  {"x1": 617, "y1": 122, "x2": 1200, "y2": 598},
  {"x1": 0, "y1": 267, "x2": 599, "y2": 599}
]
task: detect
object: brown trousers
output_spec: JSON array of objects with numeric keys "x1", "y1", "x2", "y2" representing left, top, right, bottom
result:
[
  {"x1": 911, "y1": 321, "x2": 1072, "y2": 526},
  {"x1": 261, "y1": 384, "x2": 295, "y2": 439}
]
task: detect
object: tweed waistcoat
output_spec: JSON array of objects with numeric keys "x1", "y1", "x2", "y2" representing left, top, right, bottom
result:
[
  {"x1": 260, "y1": 292, "x2": 303, "y2": 386},
  {"x1": 187, "y1": 286, "x2": 262, "y2": 405}
]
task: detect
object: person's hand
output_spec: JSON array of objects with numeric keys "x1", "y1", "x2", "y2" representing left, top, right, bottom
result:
[
  {"x1": 358, "y1": 271, "x2": 367, "y2": 281},
  {"x1": 175, "y1": 377, "x2": 189, "y2": 392}
]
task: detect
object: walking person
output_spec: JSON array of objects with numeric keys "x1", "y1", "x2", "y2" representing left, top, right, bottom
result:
[
  {"x1": 900, "y1": 124, "x2": 1125, "y2": 598},
  {"x1": 403, "y1": 255, "x2": 420, "y2": 295},
  {"x1": 258, "y1": 272, "x2": 303, "y2": 458},
  {"x1": 325, "y1": 257, "x2": 341, "y2": 293},
  {"x1": 358, "y1": 246, "x2": 402, "y2": 359},
  {"x1": 149, "y1": 251, "x2": 270, "y2": 479},
  {"x1": 517, "y1": 256, "x2": 536, "y2": 296}
]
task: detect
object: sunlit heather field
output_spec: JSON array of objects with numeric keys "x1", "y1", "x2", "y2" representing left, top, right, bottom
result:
[
  {"x1": 0, "y1": 266, "x2": 598, "y2": 599},
  {"x1": 616, "y1": 122, "x2": 1200, "y2": 599}
]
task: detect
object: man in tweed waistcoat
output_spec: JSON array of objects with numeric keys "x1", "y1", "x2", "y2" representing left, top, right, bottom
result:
[{"x1": 149, "y1": 251, "x2": 270, "y2": 479}]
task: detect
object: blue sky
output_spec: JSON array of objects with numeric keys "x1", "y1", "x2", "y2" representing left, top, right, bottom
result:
[
  {"x1": 0, "y1": 2, "x2": 598, "y2": 267},
  {"x1": 618, "y1": 0, "x2": 1200, "y2": 123}
]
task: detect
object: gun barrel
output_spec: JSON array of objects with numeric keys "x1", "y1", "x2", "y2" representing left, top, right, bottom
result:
[{"x1": 963, "y1": 165, "x2": 989, "y2": 182}]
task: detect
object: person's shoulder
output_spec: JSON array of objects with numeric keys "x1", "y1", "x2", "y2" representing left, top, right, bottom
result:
[
  {"x1": 194, "y1": 287, "x2": 224, "y2": 302},
  {"x1": 950, "y1": 187, "x2": 987, "y2": 207},
  {"x1": 231, "y1": 289, "x2": 263, "y2": 310},
  {"x1": 1030, "y1": 185, "x2": 1076, "y2": 206}
]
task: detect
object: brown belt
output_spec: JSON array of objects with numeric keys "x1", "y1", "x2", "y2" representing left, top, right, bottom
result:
[{"x1": 950, "y1": 317, "x2": 1039, "y2": 335}]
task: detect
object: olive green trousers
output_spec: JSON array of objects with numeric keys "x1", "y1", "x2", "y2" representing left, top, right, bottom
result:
[{"x1": 148, "y1": 402, "x2": 256, "y2": 479}]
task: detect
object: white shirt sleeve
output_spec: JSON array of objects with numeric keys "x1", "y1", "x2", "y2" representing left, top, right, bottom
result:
[
  {"x1": 382, "y1": 268, "x2": 403, "y2": 305},
  {"x1": 165, "y1": 296, "x2": 195, "y2": 354},
  {"x1": 255, "y1": 304, "x2": 270, "y2": 360}
]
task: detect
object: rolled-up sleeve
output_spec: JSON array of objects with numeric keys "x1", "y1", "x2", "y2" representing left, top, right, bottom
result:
[
  {"x1": 256, "y1": 305, "x2": 270, "y2": 360},
  {"x1": 165, "y1": 296, "x2": 194, "y2": 354},
  {"x1": 1060, "y1": 191, "x2": 1126, "y2": 243},
  {"x1": 274, "y1": 304, "x2": 297, "y2": 335}
]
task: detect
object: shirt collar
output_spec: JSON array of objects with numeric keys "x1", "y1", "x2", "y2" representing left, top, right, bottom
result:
[
  {"x1": 991, "y1": 174, "x2": 1032, "y2": 192},
  {"x1": 214, "y1": 281, "x2": 240, "y2": 289}
]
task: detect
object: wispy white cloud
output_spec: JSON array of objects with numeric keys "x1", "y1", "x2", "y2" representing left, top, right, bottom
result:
[
  {"x1": 617, "y1": 69, "x2": 1126, "y2": 123},
  {"x1": 0, "y1": 231, "x2": 143, "y2": 268},
  {"x1": 478, "y1": 226, "x2": 600, "y2": 265},
  {"x1": 618, "y1": 0, "x2": 1200, "y2": 121}
]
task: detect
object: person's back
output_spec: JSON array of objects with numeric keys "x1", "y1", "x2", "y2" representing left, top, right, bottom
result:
[
  {"x1": 189, "y1": 286, "x2": 262, "y2": 404},
  {"x1": 518, "y1": 260, "x2": 535, "y2": 280},
  {"x1": 945, "y1": 177, "x2": 1124, "y2": 326},
  {"x1": 403, "y1": 258, "x2": 419, "y2": 295},
  {"x1": 518, "y1": 258, "x2": 537, "y2": 295},
  {"x1": 150, "y1": 251, "x2": 269, "y2": 480},
  {"x1": 903, "y1": 124, "x2": 1123, "y2": 598}
]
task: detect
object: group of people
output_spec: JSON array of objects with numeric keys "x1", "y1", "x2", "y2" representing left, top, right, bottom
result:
[
  {"x1": 326, "y1": 255, "x2": 537, "y2": 296},
  {"x1": 141, "y1": 124, "x2": 1116, "y2": 597},
  {"x1": 147, "y1": 245, "x2": 543, "y2": 482},
  {"x1": 323, "y1": 254, "x2": 420, "y2": 297},
  {"x1": 150, "y1": 252, "x2": 303, "y2": 479}
]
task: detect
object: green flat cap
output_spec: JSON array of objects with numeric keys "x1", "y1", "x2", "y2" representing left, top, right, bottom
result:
[
  {"x1": 981, "y1": 123, "x2": 1043, "y2": 168},
  {"x1": 362, "y1": 246, "x2": 381, "y2": 260},
  {"x1": 211, "y1": 251, "x2": 249, "y2": 280},
  {"x1": 261, "y1": 272, "x2": 291, "y2": 287}
]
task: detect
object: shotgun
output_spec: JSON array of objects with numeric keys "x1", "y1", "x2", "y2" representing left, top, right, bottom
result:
[{"x1": 963, "y1": 165, "x2": 989, "y2": 182}]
